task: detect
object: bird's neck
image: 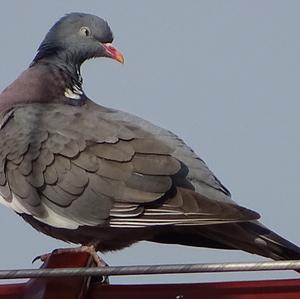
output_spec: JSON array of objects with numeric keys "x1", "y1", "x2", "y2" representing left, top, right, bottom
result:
[
  {"x1": 0, "y1": 62, "x2": 86, "y2": 113},
  {"x1": 32, "y1": 49, "x2": 83, "y2": 86},
  {"x1": 31, "y1": 51, "x2": 87, "y2": 103}
]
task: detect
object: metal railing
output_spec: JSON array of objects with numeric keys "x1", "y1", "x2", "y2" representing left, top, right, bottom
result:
[{"x1": 0, "y1": 260, "x2": 300, "y2": 279}]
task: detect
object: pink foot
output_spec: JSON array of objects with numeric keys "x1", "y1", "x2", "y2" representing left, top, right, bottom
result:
[{"x1": 33, "y1": 245, "x2": 107, "y2": 267}]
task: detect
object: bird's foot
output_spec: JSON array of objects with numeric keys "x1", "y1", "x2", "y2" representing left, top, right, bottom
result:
[
  {"x1": 33, "y1": 245, "x2": 109, "y2": 283},
  {"x1": 79, "y1": 245, "x2": 108, "y2": 267},
  {"x1": 32, "y1": 245, "x2": 107, "y2": 267}
]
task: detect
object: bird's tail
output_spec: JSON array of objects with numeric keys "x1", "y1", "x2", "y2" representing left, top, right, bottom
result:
[
  {"x1": 245, "y1": 222, "x2": 300, "y2": 260},
  {"x1": 206, "y1": 221, "x2": 300, "y2": 273},
  {"x1": 204, "y1": 221, "x2": 300, "y2": 261},
  {"x1": 151, "y1": 221, "x2": 300, "y2": 272}
]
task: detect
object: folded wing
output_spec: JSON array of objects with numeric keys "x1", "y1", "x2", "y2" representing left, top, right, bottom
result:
[{"x1": 0, "y1": 103, "x2": 260, "y2": 230}]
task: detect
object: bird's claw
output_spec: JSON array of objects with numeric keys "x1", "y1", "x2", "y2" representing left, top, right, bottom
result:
[{"x1": 32, "y1": 252, "x2": 52, "y2": 264}]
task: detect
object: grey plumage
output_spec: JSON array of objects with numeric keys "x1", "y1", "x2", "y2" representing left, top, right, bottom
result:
[{"x1": 1, "y1": 13, "x2": 300, "y2": 264}]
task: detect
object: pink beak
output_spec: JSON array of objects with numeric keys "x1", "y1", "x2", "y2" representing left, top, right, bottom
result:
[{"x1": 102, "y1": 43, "x2": 124, "y2": 64}]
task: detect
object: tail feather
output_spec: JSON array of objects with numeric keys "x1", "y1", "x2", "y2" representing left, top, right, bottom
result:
[
  {"x1": 238, "y1": 222, "x2": 300, "y2": 261},
  {"x1": 151, "y1": 221, "x2": 300, "y2": 273}
]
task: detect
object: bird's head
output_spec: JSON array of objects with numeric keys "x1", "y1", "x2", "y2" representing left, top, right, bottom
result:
[{"x1": 32, "y1": 13, "x2": 124, "y2": 67}]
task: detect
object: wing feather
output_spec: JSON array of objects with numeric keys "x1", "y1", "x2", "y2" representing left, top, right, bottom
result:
[{"x1": 0, "y1": 103, "x2": 260, "y2": 231}]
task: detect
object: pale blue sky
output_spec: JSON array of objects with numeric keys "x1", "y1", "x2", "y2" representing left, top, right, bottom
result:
[{"x1": 0, "y1": 0, "x2": 300, "y2": 284}]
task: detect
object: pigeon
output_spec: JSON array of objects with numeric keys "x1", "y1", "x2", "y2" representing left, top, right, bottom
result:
[{"x1": 0, "y1": 13, "x2": 300, "y2": 264}]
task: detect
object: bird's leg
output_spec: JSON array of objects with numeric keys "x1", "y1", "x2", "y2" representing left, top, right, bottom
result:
[
  {"x1": 33, "y1": 244, "x2": 107, "y2": 267},
  {"x1": 80, "y1": 245, "x2": 108, "y2": 267},
  {"x1": 33, "y1": 245, "x2": 110, "y2": 284}
]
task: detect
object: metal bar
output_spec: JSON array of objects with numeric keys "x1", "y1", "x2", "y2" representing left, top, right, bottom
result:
[{"x1": 0, "y1": 260, "x2": 300, "y2": 280}]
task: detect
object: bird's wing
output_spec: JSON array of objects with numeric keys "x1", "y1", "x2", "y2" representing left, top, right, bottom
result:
[
  {"x1": 104, "y1": 108, "x2": 234, "y2": 202},
  {"x1": 0, "y1": 102, "x2": 259, "y2": 230}
]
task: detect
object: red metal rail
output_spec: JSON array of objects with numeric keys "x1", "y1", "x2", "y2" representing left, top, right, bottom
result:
[{"x1": 0, "y1": 252, "x2": 300, "y2": 299}]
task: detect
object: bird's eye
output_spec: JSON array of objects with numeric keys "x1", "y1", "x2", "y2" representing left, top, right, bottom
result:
[{"x1": 79, "y1": 26, "x2": 91, "y2": 37}]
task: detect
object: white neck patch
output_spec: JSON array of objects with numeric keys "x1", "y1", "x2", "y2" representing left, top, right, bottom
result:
[{"x1": 64, "y1": 84, "x2": 83, "y2": 100}]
